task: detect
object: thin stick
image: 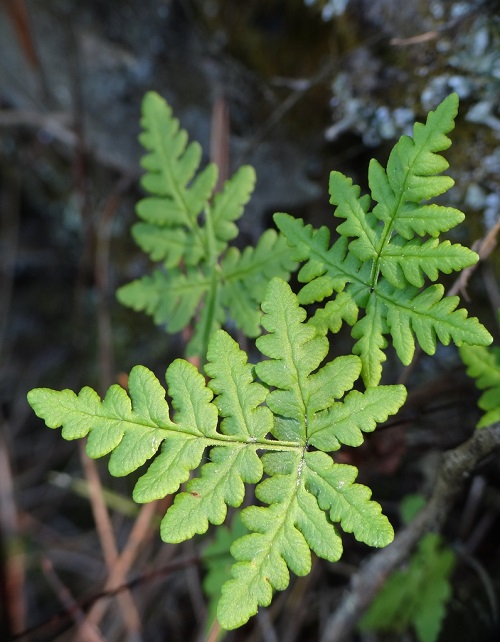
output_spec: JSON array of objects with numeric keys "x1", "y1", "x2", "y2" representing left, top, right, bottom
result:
[
  {"x1": 41, "y1": 556, "x2": 105, "y2": 642},
  {"x1": 80, "y1": 501, "x2": 159, "y2": 632},
  {"x1": 77, "y1": 446, "x2": 142, "y2": 638},
  {"x1": 448, "y1": 217, "x2": 500, "y2": 298}
]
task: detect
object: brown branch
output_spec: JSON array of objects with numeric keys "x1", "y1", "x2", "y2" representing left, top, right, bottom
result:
[
  {"x1": 77, "y1": 446, "x2": 142, "y2": 639},
  {"x1": 319, "y1": 423, "x2": 500, "y2": 642},
  {"x1": 1, "y1": 0, "x2": 51, "y2": 101}
]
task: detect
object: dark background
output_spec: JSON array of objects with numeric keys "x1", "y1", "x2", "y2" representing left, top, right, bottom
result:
[{"x1": 1, "y1": 1, "x2": 500, "y2": 640}]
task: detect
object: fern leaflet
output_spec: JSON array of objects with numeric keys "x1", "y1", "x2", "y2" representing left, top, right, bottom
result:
[
  {"x1": 275, "y1": 94, "x2": 492, "y2": 386},
  {"x1": 27, "y1": 277, "x2": 406, "y2": 630}
]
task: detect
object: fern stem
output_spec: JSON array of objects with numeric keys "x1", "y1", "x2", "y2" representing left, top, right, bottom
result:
[
  {"x1": 370, "y1": 191, "x2": 405, "y2": 287},
  {"x1": 199, "y1": 269, "x2": 220, "y2": 365}
]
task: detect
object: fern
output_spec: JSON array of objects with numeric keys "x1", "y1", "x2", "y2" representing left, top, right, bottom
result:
[
  {"x1": 275, "y1": 93, "x2": 492, "y2": 386},
  {"x1": 460, "y1": 344, "x2": 500, "y2": 428},
  {"x1": 28, "y1": 278, "x2": 406, "y2": 629},
  {"x1": 27, "y1": 94, "x2": 495, "y2": 633},
  {"x1": 359, "y1": 532, "x2": 455, "y2": 642},
  {"x1": 117, "y1": 92, "x2": 296, "y2": 358}
]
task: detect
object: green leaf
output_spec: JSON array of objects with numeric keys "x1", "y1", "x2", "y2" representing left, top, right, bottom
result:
[
  {"x1": 329, "y1": 171, "x2": 378, "y2": 261},
  {"x1": 117, "y1": 269, "x2": 210, "y2": 332},
  {"x1": 138, "y1": 91, "x2": 217, "y2": 262},
  {"x1": 460, "y1": 344, "x2": 500, "y2": 428},
  {"x1": 29, "y1": 279, "x2": 405, "y2": 632},
  {"x1": 386, "y1": 203, "x2": 465, "y2": 240},
  {"x1": 308, "y1": 291, "x2": 359, "y2": 335},
  {"x1": 205, "y1": 330, "x2": 272, "y2": 439},
  {"x1": 218, "y1": 451, "x2": 342, "y2": 630},
  {"x1": 28, "y1": 366, "x2": 177, "y2": 476},
  {"x1": 351, "y1": 296, "x2": 388, "y2": 387},
  {"x1": 256, "y1": 278, "x2": 330, "y2": 437},
  {"x1": 383, "y1": 93, "x2": 458, "y2": 205},
  {"x1": 274, "y1": 213, "x2": 365, "y2": 301},
  {"x1": 161, "y1": 445, "x2": 262, "y2": 543},
  {"x1": 160, "y1": 331, "x2": 272, "y2": 542},
  {"x1": 131, "y1": 222, "x2": 205, "y2": 268}
]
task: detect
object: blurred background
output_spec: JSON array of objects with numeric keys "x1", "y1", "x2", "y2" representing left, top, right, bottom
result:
[{"x1": 1, "y1": 1, "x2": 500, "y2": 640}]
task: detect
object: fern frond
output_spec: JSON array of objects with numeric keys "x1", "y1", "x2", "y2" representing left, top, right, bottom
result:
[
  {"x1": 131, "y1": 222, "x2": 205, "y2": 268},
  {"x1": 460, "y1": 344, "x2": 500, "y2": 428},
  {"x1": 218, "y1": 450, "x2": 342, "y2": 630},
  {"x1": 118, "y1": 92, "x2": 295, "y2": 357},
  {"x1": 308, "y1": 291, "x2": 359, "y2": 335},
  {"x1": 370, "y1": 93, "x2": 458, "y2": 230},
  {"x1": 351, "y1": 296, "x2": 388, "y2": 387},
  {"x1": 276, "y1": 94, "x2": 493, "y2": 385},
  {"x1": 27, "y1": 365, "x2": 200, "y2": 478},
  {"x1": 360, "y1": 533, "x2": 455, "y2": 642},
  {"x1": 255, "y1": 278, "x2": 362, "y2": 436},
  {"x1": 308, "y1": 386, "x2": 406, "y2": 451},
  {"x1": 383, "y1": 203, "x2": 465, "y2": 240},
  {"x1": 160, "y1": 330, "x2": 272, "y2": 541},
  {"x1": 28, "y1": 278, "x2": 407, "y2": 631}
]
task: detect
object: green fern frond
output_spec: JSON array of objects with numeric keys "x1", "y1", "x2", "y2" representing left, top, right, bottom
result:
[
  {"x1": 27, "y1": 277, "x2": 406, "y2": 631},
  {"x1": 117, "y1": 92, "x2": 295, "y2": 358},
  {"x1": 276, "y1": 94, "x2": 492, "y2": 386},
  {"x1": 460, "y1": 344, "x2": 500, "y2": 428},
  {"x1": 359, "y1": 533, "x2": 455, "y2": 642}
]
